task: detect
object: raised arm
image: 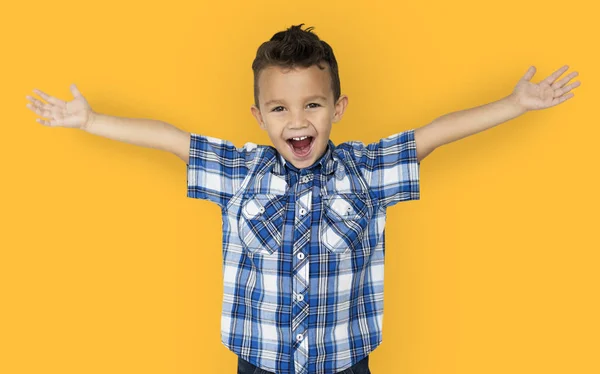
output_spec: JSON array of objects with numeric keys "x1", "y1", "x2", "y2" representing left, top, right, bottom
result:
[
  {"x1": 85, "y1": 112, "x2": 191, "y2": 164},
  {"x1": 26, "y1": 84, "x2": 192, "y2": 164},
  {"x1": 413, "y1": 65, "x2": 581, "y2": 163}
]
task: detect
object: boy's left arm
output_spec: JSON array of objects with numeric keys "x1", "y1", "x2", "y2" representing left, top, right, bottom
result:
[{"x1": 414, "y1": 65, "x2": 581, "y2": 162}]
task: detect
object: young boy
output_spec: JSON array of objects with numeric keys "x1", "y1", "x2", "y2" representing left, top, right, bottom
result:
[{"x1": 26, "y1": 23, "x2": 580, "y2": 374}]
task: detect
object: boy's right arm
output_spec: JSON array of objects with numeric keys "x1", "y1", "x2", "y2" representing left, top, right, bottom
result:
[
  {"x1": 26, "y1": 84, "x2": 191, "y2": 164},
  {"x1": 27, "y1": 84, "x2": 256, "y2": 208},
  {"x1": 84, "y1": 112, "x2": 191, "y2": 164}
]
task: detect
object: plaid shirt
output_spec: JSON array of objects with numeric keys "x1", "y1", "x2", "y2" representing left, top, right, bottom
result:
[{"x1": 186, "y1": 129, "x2": 420, "y2": 374}]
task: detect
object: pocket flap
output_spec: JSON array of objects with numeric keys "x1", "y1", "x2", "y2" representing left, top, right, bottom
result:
[
  {"x1": 242, "y1": 198, "x2": 264, "y2": 219},
  {"x1": 323, "y1": 193, "x2": 368, "y2": 220},
  {"x1": 241, "y1": 194, "x2": 285, "y2": 220}
]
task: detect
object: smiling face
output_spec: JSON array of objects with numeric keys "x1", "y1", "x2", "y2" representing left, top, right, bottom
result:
[{"x1": 250, "y1": 63, "x2": 348, "y2": 169}]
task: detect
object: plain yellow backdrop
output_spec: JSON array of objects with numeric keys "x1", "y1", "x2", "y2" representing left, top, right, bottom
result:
[{"x1": 2, "y1": 0, "x2": 599, "y2": 373}]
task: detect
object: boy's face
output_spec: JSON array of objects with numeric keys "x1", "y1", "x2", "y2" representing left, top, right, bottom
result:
[{"x1": 251, "y1": 64, "x2": 348, "y2": 170}]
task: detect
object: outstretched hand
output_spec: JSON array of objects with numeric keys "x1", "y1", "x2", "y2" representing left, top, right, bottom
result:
[
  {"x1": 26, "y1": 84, "x2": 94, "y2": 129},
  {"x1": 512, "y1": 65, "x2": 581, "y2": 111}
]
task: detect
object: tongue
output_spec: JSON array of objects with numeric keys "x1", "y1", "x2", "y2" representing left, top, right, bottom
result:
[{"x1": 291, "y1": 137, "x2": 311, "y2": 148}]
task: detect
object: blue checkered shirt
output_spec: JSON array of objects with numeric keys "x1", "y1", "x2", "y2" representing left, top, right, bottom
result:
[{"x1": 186, "y1": 129, "x2": 420, "y2": 374}]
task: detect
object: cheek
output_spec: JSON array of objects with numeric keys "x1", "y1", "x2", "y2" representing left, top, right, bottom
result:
[
  {"x1": 316, "y1": 122, "x2": 332, "y2": 137},
  {"x1": 266, "y1": 127, "x2": 286, "y2": 143}
]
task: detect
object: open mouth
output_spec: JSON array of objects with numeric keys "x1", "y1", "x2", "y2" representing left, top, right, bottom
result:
[{"x1": 286, "y1": 135, "x2": 314, "y2": 158}]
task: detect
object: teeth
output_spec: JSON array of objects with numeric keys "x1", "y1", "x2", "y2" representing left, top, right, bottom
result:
[{"x1": 292, "y1": 136, "x2": 309, "y2": 141}]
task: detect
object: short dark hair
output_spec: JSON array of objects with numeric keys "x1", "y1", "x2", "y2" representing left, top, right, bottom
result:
[{"x1": 251, "y1": 23, "x2": 341, "y2": 109}]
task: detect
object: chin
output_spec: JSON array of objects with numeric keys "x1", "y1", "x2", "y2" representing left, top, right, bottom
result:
[{"x1": 291, "y1": 159, "x2": 315, "y2": 169}]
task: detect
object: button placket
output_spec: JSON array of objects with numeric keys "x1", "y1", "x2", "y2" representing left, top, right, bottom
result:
[
  {"x1": 296, "y1": 182, "x2": 310, "y2": 220},
  {"x1": 291, "y1": 174, "x2": 312, "y2": 371}
]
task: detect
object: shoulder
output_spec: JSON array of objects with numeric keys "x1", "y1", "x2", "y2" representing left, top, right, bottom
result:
[
  {"x1": 334, "y1": 130, "x2": 417, "y2": 155},
  {"x1": 188, "y1": 134, "x2": 273, "y2": 167},
  {"x1": 332, "y1": 139, "x2": 377, "y2": 162}
]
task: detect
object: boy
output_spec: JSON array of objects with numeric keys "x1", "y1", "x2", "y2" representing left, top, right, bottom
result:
[{"x1": 25, "y1": 23, "x2": 580, "y2": 374}]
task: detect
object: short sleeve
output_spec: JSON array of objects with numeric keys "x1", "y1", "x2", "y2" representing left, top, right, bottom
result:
[
  {"x1": 347, "y1": 129, "x2": 420, "y2": 208},
  {"x1": 186, "y1": 133, "x2": 258, "y2": 209}
]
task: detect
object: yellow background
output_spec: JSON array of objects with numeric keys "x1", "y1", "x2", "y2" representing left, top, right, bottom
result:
[{"x1": 2, "y1": 0, "x2": 599, "y2": 373}]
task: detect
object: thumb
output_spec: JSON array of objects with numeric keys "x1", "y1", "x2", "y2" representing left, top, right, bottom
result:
[
  {"x1": 521, "y1": 66, "x2": 536, "y2": 82},
  {"x1": 70, "y1": 83, "x2": 83, "y2": 98}
]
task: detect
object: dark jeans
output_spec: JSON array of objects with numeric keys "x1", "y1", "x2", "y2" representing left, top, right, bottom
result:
[{"x1": 238, "y1": 355, "x2": 371, "y2": 374}]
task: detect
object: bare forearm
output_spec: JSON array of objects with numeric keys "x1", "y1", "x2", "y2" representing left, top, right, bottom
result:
[
  {"x1": 422, "y1": 94, "x2": 527, "y2": 148},
  {"x1": 83, "y1": 112, "x2": 190, "y2": 162}
]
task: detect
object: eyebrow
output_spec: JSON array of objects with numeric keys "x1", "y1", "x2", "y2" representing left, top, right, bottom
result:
[{"x1": 264, "y1": 95, "x2": 328, "y2": 107}]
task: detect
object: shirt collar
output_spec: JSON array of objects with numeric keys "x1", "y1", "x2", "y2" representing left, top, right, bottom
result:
[{"x1": 271, "y1": 140, "x2": 337, "y2": 176}]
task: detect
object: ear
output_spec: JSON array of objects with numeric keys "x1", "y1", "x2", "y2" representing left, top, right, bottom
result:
[
  {"x1": 332, "y1": 94, "x2": 348, "y2": 123},
  {"x1": 250, "y1": 104, "x2": 267, "y2": 130}
]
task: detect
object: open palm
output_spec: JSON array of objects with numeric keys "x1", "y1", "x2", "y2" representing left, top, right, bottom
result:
[
  {"x1": 513, "y1": 65, "x2": 581, "y2": 111},
  {"x1": 26, "y1": 84, "x2": 93, "y2": 129}
]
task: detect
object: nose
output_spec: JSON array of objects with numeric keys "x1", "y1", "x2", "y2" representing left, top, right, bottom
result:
[{"x1": 289, "y1": 109, "x2": 309, "y2": 129}]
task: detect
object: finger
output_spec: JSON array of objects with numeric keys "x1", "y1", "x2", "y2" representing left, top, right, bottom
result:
[
  {"x1": 553, "y1": 81, "x2": 581, "y2": 97},
  {"x1": 25, "y1": 102, "x2": 47, "y2": 115},
  {"x1": 29, "y1": 98, "x2": 64, "y2": 119},
  {"x1": 32, "y1": 88, "x2": 66, "y2": 108},
  {"x1": 26, "y1": 96, "x2": 52, "y2": 111},
  {"x1": 542, "y1": 65, "x2": 570, "y2": 85},
  {"x1": 521, "y1": 66, "x2": 536, "y2": 82},
  {"x1": 36, "y1": 118, "x2": 52, "y2": 126},
  {"x1": 552, "y1": 71, "x2": 578, "y2": 89},
  {"x1": 551, "y1": 92, "x2": 574, "y2": 107},
  {"x1": 70, "y1": 83, "x2": 83, "y2": 98},
  {"x1": 37, "y1": 118, "x2": 61, "y2": 127},
  {"x1": 28, "y1": 102, "x2": 53, "y2": 119}
]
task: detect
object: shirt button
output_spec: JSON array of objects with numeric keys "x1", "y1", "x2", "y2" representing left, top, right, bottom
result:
[
  {"x1": 297, "y1": 293, "x2": 304, "y2": 302},
  {"x1": 259, "y1": 207, "x2": 265, "y2": 213},
  {"x1": 299, "y1": 208, "x2": 306, "y2": 216},
  {"x1": 297, "y1": 252, "x2": 305, "y2": 260},
  {"x1": 296, "y1": 333, "x2": 304, "y2": 342},
  {"x1": 301, "y1": 176, "x2": 310, "y2": 183}
]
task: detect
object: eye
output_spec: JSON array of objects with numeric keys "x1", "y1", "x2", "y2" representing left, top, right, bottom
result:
[{"x1": 270, "y1": 103, "x2": 321, "y2": 112}]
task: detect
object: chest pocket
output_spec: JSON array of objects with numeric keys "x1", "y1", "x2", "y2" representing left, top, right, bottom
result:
[
  {"x1": 320, "y1": 193, "x2": 372, "y2": 255},
  {"x1": 238, "y1": 194, "x2": 287, "y2": 255}
]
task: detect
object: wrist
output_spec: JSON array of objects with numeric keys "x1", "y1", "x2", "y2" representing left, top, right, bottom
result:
[
  {"x1": 83, "y1": 111, "x2": 97, "y2": 132},
  {"x1": 507, "y1": 93, "x2": 528, "y2": 115}
]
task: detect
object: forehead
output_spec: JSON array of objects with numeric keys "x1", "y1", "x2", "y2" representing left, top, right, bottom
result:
[{"x1": 259, "y1": 64, "x2": 332, "y2": 103}]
